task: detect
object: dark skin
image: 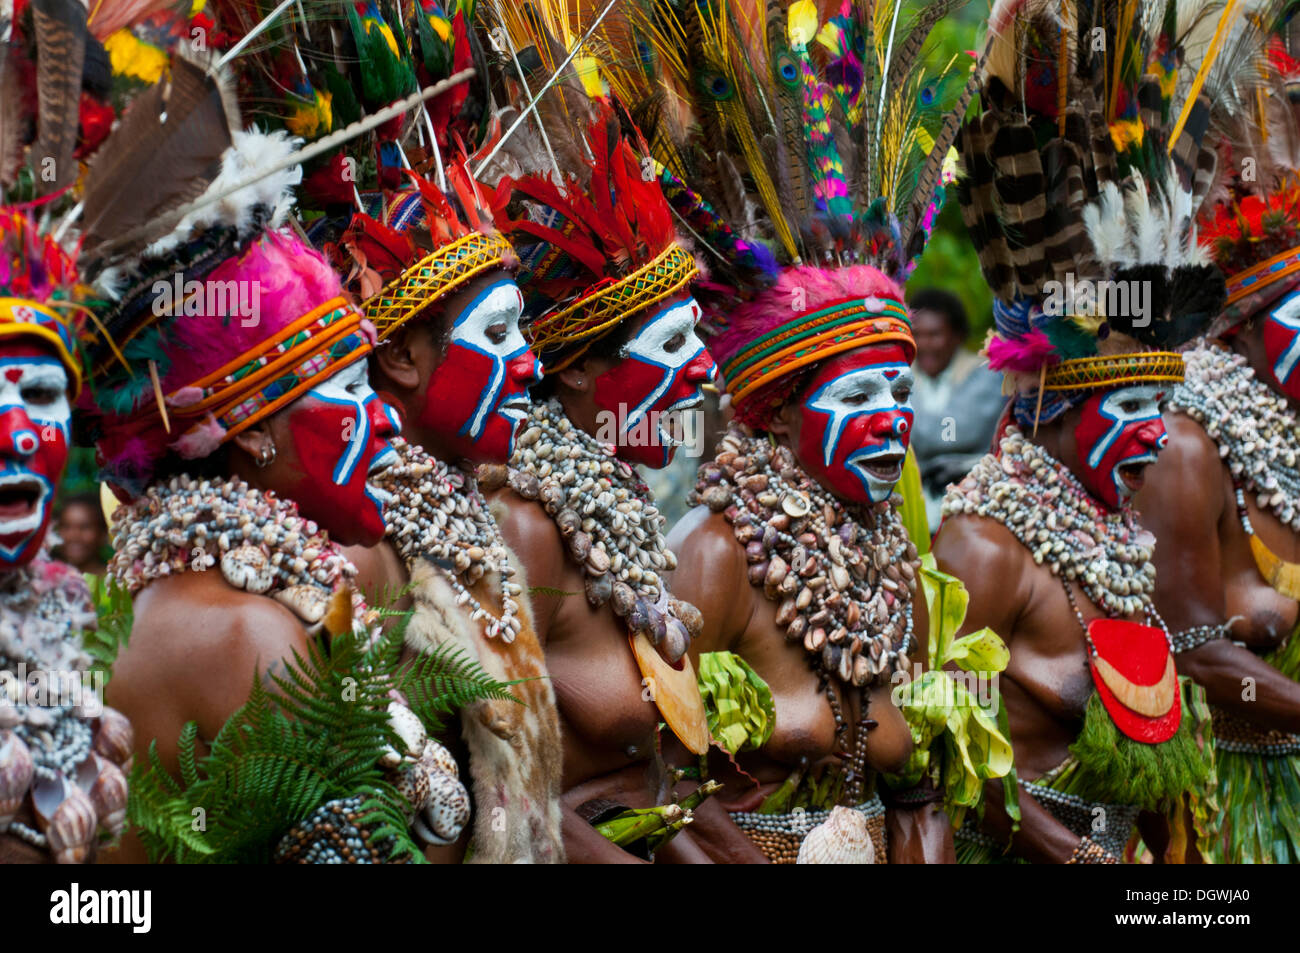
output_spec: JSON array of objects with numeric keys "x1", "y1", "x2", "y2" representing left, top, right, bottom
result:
[
  {"x1": 344, "y1": 272, "x2": 517, "y2": 863},
  {"x1": 491, "y1": 325, "x2": 706, "y2": 864},
  {"x1": 55, "y1": 500, "x2": 108, "y2": 575},
  {"x1": 666, "y1": 344, "x2": 943, "y2": 864},
  {"x1": 1137, "y1": 330, "x2": 1300, "y2": 733},
  {"x1": 912, "y1": 308, "x2": 963, "y2": 380},
  {"x1": 932, "y1": 405, "x2": 1169, "y2": 863},
  {"x1": 100, "y1": 404, "x2": 358, "y2": 863}
]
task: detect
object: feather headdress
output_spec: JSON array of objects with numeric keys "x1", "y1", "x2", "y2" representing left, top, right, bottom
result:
[
  {"x1": 474, "y1": 1, "x2": 699, "y2": 373},
  {"x1": 589, "y1": 0, "x2": 972, "y2": 425},
  {"x1": 958, "y1": 0, "x2": 1273, "y2": 427},
  {"x1": 1196, "y1": 15, "x2": 1300, "y2": 334}
]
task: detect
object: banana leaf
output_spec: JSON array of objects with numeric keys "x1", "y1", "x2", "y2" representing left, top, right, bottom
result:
[
  {"x1": 697, "y1": 651, "x2": 776, "y2": 756},
  {"x1": 897, "y1": 446, "x2": 931, "y2": 556}
]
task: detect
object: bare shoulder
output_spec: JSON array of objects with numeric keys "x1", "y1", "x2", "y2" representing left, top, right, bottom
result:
[
  {"x1": 1138, "y1": 411, "x2": 1227, "y2": 522},
  {"x1": 666, "y1": 504, "x2": 752, "y2": 649},
  {"x1": 489, "y1": 487, "x2": 567, "y2": 584},
  {"x1": 342, "y1": 539, "x2": 410, "y2": 614},
  {"x1": 932, "y1": 513, "x2": 1032, "y2": 636},
  {"x1": 111, "y1": 571, "x2": 311, "y2": 756}
]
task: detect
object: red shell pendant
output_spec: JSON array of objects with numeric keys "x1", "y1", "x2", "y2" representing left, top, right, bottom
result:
[{"x1": 1087, "y1": 619, "x2": 1180, "y2": 743}]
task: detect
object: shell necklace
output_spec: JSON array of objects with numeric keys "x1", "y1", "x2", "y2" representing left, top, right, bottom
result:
[
  {"x1": 941, "y1": 426, "x2": 1156, "y2": 619},
  {"x1": 694, "y1": 426, "x2": 916, "y2": 688},
  {"x1": 497, "y1": 399, "x2": 702, "y2": 661},
  {"x1": 1171, "y1": 342, "x2": 1300, "y2": 533},
  {"x1": 692, "y1": 425, "x2": 916, "y2": 804},
  {"x1": 372, "y1": 437, "x2": 523, "y2": 642},
  {"x1": 108, "y1": 474, "x2": 366, "y2": 632}
]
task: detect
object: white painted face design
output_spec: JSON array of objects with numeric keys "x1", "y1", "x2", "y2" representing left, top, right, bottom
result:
[
  {"x1": 618, "y1": 297, "x2": 709, "y2": 433},
  {"x1": 303, "y1": 358, "x2": 401, "y2": 501},
  {"x1": 1076, "y1": 383, "x2": 1168, "y2": 507},
  {"x1": 0, "y1": 356, "x2": 70, "y2": 563},
  {"x1": 802, "y1": 361, "x2": 914, "y2": 503},
  {"x1": 1265, "y1": 289, "x2": 1300, "y2": 391},
  {"x1": 449, "y1": 280, "x2": 534, "y2": 439}
]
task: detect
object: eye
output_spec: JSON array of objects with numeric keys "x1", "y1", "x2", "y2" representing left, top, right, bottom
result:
[
  {"x1": 893, "y1": 383, "x2": 912, "y2": 402},
  {"x1": 21, "y1": 384, "x2": 61, "y2": 406},
  {"x1": 842, "y1": 392, "x2": 869, "y2": 406},
  {"x1": 663, "y1": 332, "x2": 686, "y2": 354},
  {"x1": 487, "y1": 322, "x2": 509, "y2": 346},
  {"x1": 1120, "y1": 400, "x2": 1141, "y2": 414}
]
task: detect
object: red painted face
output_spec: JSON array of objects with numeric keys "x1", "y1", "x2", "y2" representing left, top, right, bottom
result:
[
  {"x1": 0, "y1": 341, "x2": 71, "y2": 568},
  {"x1": 592, "y1": 293, "x2": 716, "y2": 469},
  {"x1": 417, "y1": 279, "x2": 541, "y2": 464},
  {"x1": 1072, "y1": 384, "x2": 1168, "y2": 510},
  {"x1": 1262, "y1": 289, "x2": 1300, "y2": 403},
  {"x1": 795, "y1": 344, "x2": 914, "y2": 504},
  {"x1": 283, "y1": 358, "x2": 400, "y2": 547}
]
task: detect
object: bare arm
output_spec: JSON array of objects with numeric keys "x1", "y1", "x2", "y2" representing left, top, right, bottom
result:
[
  {"x1": 934, "y1": 515, "x2": 1082, "y2": 863},
  {"x1": 1139, "y1": 414, "x2": 1300, "y2": 733}
]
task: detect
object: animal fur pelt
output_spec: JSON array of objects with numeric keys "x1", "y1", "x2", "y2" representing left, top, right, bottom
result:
[{"x1": 402, "y1": 528, "x2": 565, "y2": 864}]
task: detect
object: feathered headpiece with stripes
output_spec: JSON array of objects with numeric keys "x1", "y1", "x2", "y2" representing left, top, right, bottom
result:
[
  {"x1": 587, "y1": 0, "x2": 972, "y2": 424},
  {"x1": 959, "y1": 0, "x2": 1272, "y2": 427}
]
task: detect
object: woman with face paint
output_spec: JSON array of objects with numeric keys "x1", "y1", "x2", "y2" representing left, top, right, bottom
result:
[
  {"x1": 72, "y1": 102, "x2": 486, "y2": 861},
  {"x1": 595, "y1": 0, "x2": 1022, "y2": 864},
  {"x1": 473, "y1": 25, "x2": 721, "y2": 860},
  {"x1": 1134, "y1": 36, "x2": 1300, "y2": 865},
  {"x1": 318, "y1": 129, "x2": 565, "y2": 862},
  {"x1": 931, "y1": 0, "x2": 1234, "y2": 863},
  {"x1": 0, "y1": 209, "x2": 134, "y2": 864}
]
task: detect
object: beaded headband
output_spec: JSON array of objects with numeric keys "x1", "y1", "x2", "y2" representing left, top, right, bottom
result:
[
  {"x1": 170, "y1": 298, "x2": 372, "y2": 452},
  {"x1": 1208, "y1": 243, "x2": 1300, "y2": 335},
  {"x1": 525, "y1": 243, "x2": 698, "y2": 373},
  {"x1": 721, "y1": 297, "x2": 914, "y2": 408},
  {"x1": 1042, "y1": 352, "x2": 1185, "y2": 391},
  {"x1": 0, "y1": 298, "x2": 83, "y2": 396},
  {"x1": 364, "y1": 231, "x2": 515, "y2": 341}
]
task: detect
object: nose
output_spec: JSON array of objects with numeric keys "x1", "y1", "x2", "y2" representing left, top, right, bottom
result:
[
  {"x1": 868, "y1": 410, "x2": 910, "y2": 440},
  {"x1": 1137, "y1": 419, "x2": 1166, "y2": 449},
  {"x1": 369, "y1": 396, "x2": 401, "y2": 440},
  {"x1": 684, "y1": 350, "x2": 716, "y2": 383},
  {"x1": 509, "y1": 350, "x2": 543, "y2": 388},
  {"x1": 0, "y1": 407, "x2": 38, "y2": 459}
]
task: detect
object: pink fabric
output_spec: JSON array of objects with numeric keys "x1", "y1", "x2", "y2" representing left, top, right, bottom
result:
[{"x1": 708, "y1": 264, "x2": 906, "y2": 369}]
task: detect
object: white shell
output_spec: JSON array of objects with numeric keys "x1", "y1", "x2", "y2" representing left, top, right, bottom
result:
[
  {"x1": 272, "y1": 585, "x2": 328, "y2": 624},
  {"x1": 412, "y1": 768, "x2": 471, "y2": 846},
  {"x1": 796, "y1": 806, "x2": 877, "y2": 864},
  {"x1": 0, "y1": 729, "x2": 34, "y2": 833},
  {"x1": 419, "y1": 738, "x2": 459, "y2": 780},
  {"x1": 379, "y1": 702, "x2": 427, "y2": 768},
  {"x1": 220, "y1": 545, "x2": 274, "y2": 593}
]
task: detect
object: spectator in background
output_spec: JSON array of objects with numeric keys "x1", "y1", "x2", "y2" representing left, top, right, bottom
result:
[
  {"x1": 54, "y1": 493, "x2": 109, "y2": 577},
  {"x1": 907, "y1": 289, "x2": 1006, "y2": 533}
]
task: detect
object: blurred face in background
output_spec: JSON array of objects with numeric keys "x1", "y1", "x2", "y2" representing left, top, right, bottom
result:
[
  {"x1": 912, "y1": 308, "x2": 962, "y2": 379},
  {"x1": 57, "y1": 499, "x2": 107, "y2": 571}
]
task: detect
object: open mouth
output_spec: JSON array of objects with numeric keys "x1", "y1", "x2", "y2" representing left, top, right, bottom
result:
[
  {"x1": 498, "y1": 397, "x2": 531, "y2": 422},
  {"x1": 1115, "y1": 453, "x2": 1157, "y2": 495},
  {"x1": 0, "y1": 475, "x2": 45, "y2": 530},
  {"x1": 858, "y1": 452, "x2": 904, "y2": 485}
]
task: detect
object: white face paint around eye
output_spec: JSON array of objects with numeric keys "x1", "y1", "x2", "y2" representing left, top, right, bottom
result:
[
  {"x1": 1085, "y1": 384, "x2": 1165, "y2": 470},
  {"x1": 451, "y1": 280, "x2": 528, "y2": 358},
  {"x1": 619, "y1": 297, "x2": 708, "y2": 427},
  {"x1": 806, "y1": 363, "x2": 914, "y2": 467},
  {"x1": 0, "y1": 358, "x2": 71, "y2": 437}
]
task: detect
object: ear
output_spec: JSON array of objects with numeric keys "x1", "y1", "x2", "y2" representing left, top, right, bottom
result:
[
  {"x1": 556, "y1": 357, "x2": 594, "y2": 393},
  {"x1": 372, "y1": 326, "x2": 424, "y2": 393},
  {"x1": 231, "y1": 419, "x2": 276, "y2": 467},
  {"x1": 766, "y1": 400, "x2": 799, "y2": 440}
]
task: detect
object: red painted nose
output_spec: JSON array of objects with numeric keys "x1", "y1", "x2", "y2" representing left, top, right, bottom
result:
[
  {"x1": 509, "y1": 350, "x2": 543, "y2": 388},
  {"x1": 685, "y1": 349, "x2": 716, "y2": 383},
  {"x1": 1136, "y1": 419, "x2": 1166, "y2": 448},
  {"x1": 868, "y1": 410, "x2": 909, "y2": 439},
  {"x1": 0, "y1": 407, "x2": 38, "y2": 459}
]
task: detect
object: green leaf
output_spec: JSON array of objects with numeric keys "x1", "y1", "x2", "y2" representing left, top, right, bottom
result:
[
  {"x1": 696, "y1": 651, "x2": 776, "y2": 755},
  {"x1": 896, "y1": 447, "x2": 931, "y2": 556}
]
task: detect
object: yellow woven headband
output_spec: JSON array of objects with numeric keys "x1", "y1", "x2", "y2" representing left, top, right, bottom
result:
[
  {"x1": 528, "y1": 244, "x2": 698, "y2": 371},
  {"x1": 1042, "y1": 352, "x2": 1185, "y2": 390},
  {"x1": 0, "y1": 297, "x2": 82, "y2": 396},
  {"x1": 364, "y1": 232, "x2": 515, "y2": 340}
]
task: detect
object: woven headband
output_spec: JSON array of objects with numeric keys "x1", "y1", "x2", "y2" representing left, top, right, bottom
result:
[
  {"x1": 1210, "y1": 242, "x2": 1300, "y2": 335},
  {"x1": 0, "y1": 297, "x2": 83, "y2": 396},
  {"x1": 528, "y1": 243, "x2": 698, "y2": 372},
  {"x1": 172, "y1": 297, "x2": 372, "y2": 449},
  {"x1": 365, "y1": 231, "x2": 515, "y2": 340},
  {"x1": 1042, "y1": 351, "x2": 1185, "y2": 391},
  {"x1": 722, "y1": 296, "x2": 914, "y2": 408}
]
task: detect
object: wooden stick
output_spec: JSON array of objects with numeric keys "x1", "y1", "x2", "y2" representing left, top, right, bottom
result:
[
  {"x1": 149, "y1": 360, "x2": 171, "y2": 434},
  {"x1": 1033, "y1": 363, "x2": 1047, "y2": 437}
]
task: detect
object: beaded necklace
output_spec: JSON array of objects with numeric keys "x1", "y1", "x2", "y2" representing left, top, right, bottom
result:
[
  {"x1": 693, "y1": 426, "x2": 917, "y2": 803},
  {"x1": 501, "y1": 399, "x2": 702, "y2": 660},
  {"x1": 1171, "y1": 343, "x2": 1300, "y2": 534},
  {"x1": 942, "y1": 426, "x2": 1157, "y2": 621},
  {"x1": 108, "y1": 474, "x2": 366, "y2": 631},
  {"x1": 371, "y1": 437, "x2": 523, "y2": 642}
]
